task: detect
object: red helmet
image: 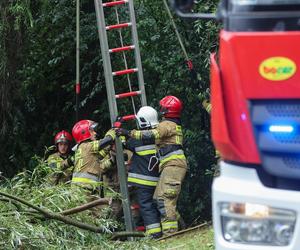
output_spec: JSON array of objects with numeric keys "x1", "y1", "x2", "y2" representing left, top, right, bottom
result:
[
  {"x1": 54, "y1": 130, "x2": 72, "y2": 144},
  {"x1": 159, "y1": 95, "x2": 183, "y2": 118},
  {"x1": 72, "y1": 120, "x2": 98, "y2": 143}
]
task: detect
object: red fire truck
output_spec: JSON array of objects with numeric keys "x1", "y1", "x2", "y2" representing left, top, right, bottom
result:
[{"x1": 174, "y1": 0, "x2": 300, "y2": 249}]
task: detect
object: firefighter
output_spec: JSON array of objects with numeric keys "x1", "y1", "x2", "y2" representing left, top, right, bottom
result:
[
  {"x1": 45, "y1": 130, "x2": 74, "y2": 185},
  {"x1": 71, "y1": 120, "x2": 116, "y2": 191},
  {"x1": 200, "y1": 99, "x2": 221, "y2": 161},
  {"x1": 125, "y1": 106, "x2": 162, "y2": 238},
  {"x1": 116, "y1": 96, "x2": 187, "y2": 235},
  {"x1": 199, "y1": 88, "x2": 211, "y2": 114},
  {"x1": 202, "y1": 99, "x2": 211, "y2": 114}
]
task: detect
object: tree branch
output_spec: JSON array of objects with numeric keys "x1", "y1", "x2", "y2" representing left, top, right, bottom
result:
[
  {"x1": 0, "y1": 191, "x2": 108, "y2": 233},
  {"x1": 111, "y1": 231, "x2": 145, "y2": 240},
  {"x1": 60, "y1": 198, "x2": 111, "y2": 216}
]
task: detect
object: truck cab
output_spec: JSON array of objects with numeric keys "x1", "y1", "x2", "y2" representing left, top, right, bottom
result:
[{"x1": 174, "y1": 0, "x2": 300, "y2": 248}]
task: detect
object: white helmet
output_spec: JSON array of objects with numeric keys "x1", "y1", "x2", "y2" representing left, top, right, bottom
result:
[{"x1": 136, "y1": 106, "x2": 159, "y2": 129}]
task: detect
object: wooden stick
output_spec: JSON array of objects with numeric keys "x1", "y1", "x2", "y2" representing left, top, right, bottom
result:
[
  {"x1": 60, "y1": 198, "x2": 111, "y2": 216},
  {"x1": 111, "y1": 231, "x2": 145, "y2": 240}
]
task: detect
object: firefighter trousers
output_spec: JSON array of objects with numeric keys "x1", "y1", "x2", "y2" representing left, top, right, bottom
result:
[
  {"x1": 136, "y1": 187, "x2": 162, "y2": 238},
  {"x1": 153, "y1": 165, "x2": 186, "y2": 234}
]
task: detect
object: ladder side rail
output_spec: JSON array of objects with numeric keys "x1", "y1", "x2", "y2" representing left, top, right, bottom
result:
[
  {"x1": 94, "y1": 0, "x2": 118, "y2": 119},
  {"x1": 128, "y1": 0, "x2": 147, "y2": 106},
  {"x1": 94, "y1": 0, "x2": 134, "y2": 233}
]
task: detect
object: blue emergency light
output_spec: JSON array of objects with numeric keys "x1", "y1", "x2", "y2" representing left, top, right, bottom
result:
[{"x1": 268, "y1": 125, "x2": 294, "y2": 133}]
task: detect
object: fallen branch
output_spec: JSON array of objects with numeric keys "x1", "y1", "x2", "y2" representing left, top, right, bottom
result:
[
  {"x1": 0, "y1": 211, "x2": 43, "y2": 219},
  {"x1": 111, "y1": 231, "x2": 145, "y2": 240},
  {"x1": 0, "y1": 191, "x2": 108, "y2": 233},
  {"x1": 60, "y1": 198, "x2": 111, "y2": 216},
  {"x1": 0, "y1": 197, "x2": 22, "y2": 211}
]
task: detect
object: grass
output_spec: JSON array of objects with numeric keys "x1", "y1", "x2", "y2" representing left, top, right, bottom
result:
[
  {"x1": 109, "y1": 225, "x2": 214, "y2": 250},
  {"x1": 155, "y1": 225, "x2": 214, "y2": 250}
]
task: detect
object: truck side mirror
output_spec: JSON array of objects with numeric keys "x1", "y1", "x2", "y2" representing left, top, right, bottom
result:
[
  {"x1": 170, "y1": 0, "x2": 216, "y2": 20},
  {"x1": 173, "y1": 0, "x2": 194, "y2": 12}
]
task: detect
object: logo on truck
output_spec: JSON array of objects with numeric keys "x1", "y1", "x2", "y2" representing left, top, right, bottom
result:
[{"x1": 259, "y1": 57, "x2": 296, "y2": 81}]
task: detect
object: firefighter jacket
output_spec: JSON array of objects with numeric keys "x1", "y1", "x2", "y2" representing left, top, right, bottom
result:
[
  {"x1": 129, "y1": 118, "x2": 186, "y2": 171},
  {"x1": 125, "y1": 138, "x2": 159, "y2": 188},
  {"x1": 72, "y1": 138, "x2": 113, "y2": 189},
  {"x1": 46, "y1": 152, "x2": 74, "y2": 185}
]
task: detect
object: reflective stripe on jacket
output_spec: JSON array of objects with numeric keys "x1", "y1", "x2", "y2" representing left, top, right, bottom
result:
[
  {"x1": 135, "y1": 145, "x2": 156, "y2": 156},
  {"x1": 128, "y1": 173, "x2": 159, "y2": 187},
  {"x1": 72, "y1": 172, "x2": 102, "y2": 185},
  {"x1": 126, "y1": 138, "x2": 159, "y2": 188},
  {"x1": 159, "y1": 149, "x2": 186, "y2": 166},
  {"x1": 130, "y1": 119, "x2": 186, "y2": 169},
  {"x1": 72, "y1": 139, "x2": 111, "y2": 189}
]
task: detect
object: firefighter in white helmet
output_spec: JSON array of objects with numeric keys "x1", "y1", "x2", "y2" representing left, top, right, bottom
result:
[
  {"x1": 125, "y1": 106, "x2": 162, "y2": 238},
  {"x1": 116, "y1": 96, "x2": 187, "y2": 235}
]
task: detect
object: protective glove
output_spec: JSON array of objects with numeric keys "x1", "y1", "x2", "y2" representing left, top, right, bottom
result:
[
  {"x1": 61, "y1": 155, "x2": 74, "y2": 171},
  {"x1": 115, "y1": 128, "x2": 130, "y2": 138},
  {"x1": 67, "y1": 155, "x2": 74, "y2": 167},
  {"x1": 198, "y1": 87, "x2": 210, "y2": 102},
  {"x1": 215, "y1": 150, "x2": 221, "y2": 159},
  {"x1": 113, "y1": 116, "x2": 124, "y2": 128}
]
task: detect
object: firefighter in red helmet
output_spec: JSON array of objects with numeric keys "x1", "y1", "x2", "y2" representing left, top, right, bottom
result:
[
  {"x1": 159, "y1": 95, "x2": 183, "y2": 118},
  {"x1": 116, "y1": 96, "x2": 187, "y2": 235},
  {"x1": 71, "y1": 120, "x2": 116, "y2": 193},
  {"x1": 46, "y1": 130, "x2": 74, "y2": 185}
]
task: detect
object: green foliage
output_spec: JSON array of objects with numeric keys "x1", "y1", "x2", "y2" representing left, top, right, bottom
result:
[
  {"x1": 155, "y1": 226, "x2": 214, "y2": 250},
  {"x1": 0, "y1": 0, "x2": 220, "y2": 228},
  {"x1": 0, "y1": 158, "x2": 215, "y2": 249},
  {"x1": 0, "y1": 158, "x2": 176, "y2": 249},
  {"x1": 0, "y1": 159, "x2": 119, "y2": 249}
]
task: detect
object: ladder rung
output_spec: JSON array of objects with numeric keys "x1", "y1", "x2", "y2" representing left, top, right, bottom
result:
[
  {"x1": 109, "y1": 45, "x2": 135, "y2": 53},
  {"x1": 106, "y1": 22, "x2": 132, "y2": 30},
  {"x1": 112, "y1": 68, "x2": 138, "y2": 76},
  {"x1": 122, "y1": 115, "x2": 136, "y2": 121},
  {"x1": 116, "y1": 91, "x2": 141, "y2": 99},
  {"x1": 103, "y1": 0, "x2": 128, "y2": 7}
]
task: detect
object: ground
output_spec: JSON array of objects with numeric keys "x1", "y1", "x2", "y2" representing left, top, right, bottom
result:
[
  {"x1": 155, "y1": 225, "x2": 214, "y2": 250},
  {"x1": 111, "y1": 224, "x2": 214, "y2": 250}
]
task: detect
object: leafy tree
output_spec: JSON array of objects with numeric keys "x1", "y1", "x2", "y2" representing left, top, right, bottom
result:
[
  {"x1": 0, "y1": 0, "x2": 35, "y2": 176},
  {"x1": 0, "y1": 0, "x2": 220, "y2": 224}
]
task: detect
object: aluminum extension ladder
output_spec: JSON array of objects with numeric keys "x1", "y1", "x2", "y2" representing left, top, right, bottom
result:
[{"x1": 94, "y1": 0, "x2": 147, "y2": 232}]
